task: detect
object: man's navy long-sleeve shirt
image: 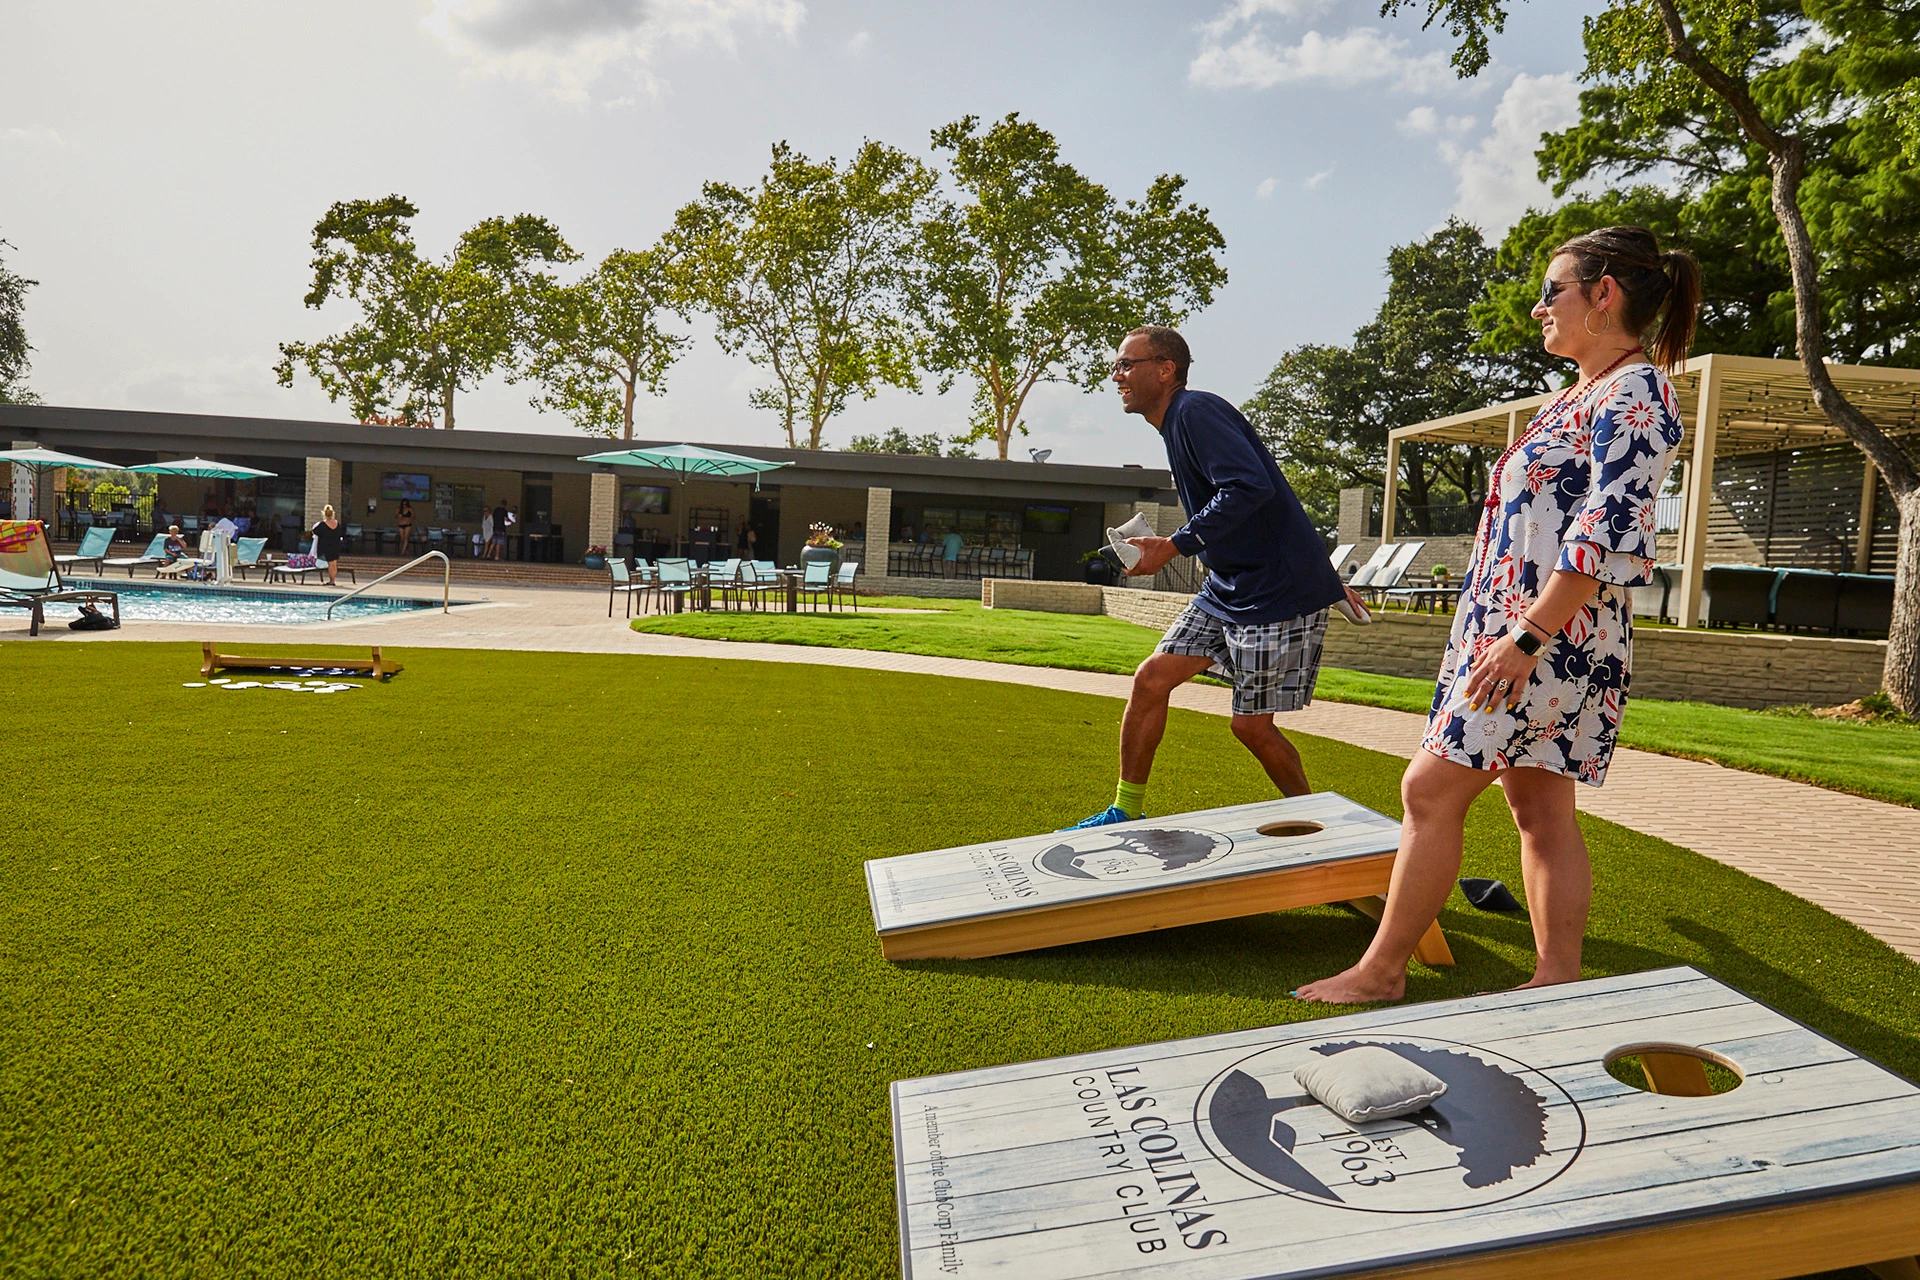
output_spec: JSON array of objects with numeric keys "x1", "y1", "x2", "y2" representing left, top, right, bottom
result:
[{"x1": 1160, "y1": 388, "x2": 1344, "y2": 625}]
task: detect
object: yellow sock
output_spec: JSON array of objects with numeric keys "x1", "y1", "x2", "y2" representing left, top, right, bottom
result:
[{"x1": 1114, "y1": 780, "x2": 1146, "y2": 819}]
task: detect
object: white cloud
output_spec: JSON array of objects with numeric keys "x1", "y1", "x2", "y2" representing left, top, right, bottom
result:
[
  {"x1": 1399, "y1": 106, "x2": 1474, "y2": 136},
  {"x1": 1255, "y1": 175, "x2": 1278, "y2": 199},
  {"x1": 1190, "y1": 25, "x2": 1458, "y2": 94},
  {"x1": 422, "y1": 0, "x2": 806, "y2": 104},
  {"x1": 845, "y1": 29, "x2": 869, "y2": 55},
  {"x1": 1438, "y1": 72, "x2": 1581, "y2": 233},
  {"x1": 1303, "y1": 167, "x2": 1333, "y2": 191},
  {"x1": 97, "y1": 356, "x2": 281, "y2": 416},
  {"x1": 1197, "y1": 0, "x2": 1333, "y2": 39}
]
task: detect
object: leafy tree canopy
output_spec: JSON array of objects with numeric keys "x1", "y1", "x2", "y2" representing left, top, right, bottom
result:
[
  {"x1": 0, "y1": 234, "x2": 37, "y2": 404},
  {"x1": 1245, "y1": 219, "x2": 1551, "y2": 534},
  {"x1": 517, "y1": 246, "x2": 690, "y2": 440},
  {"x1": 672, "y1": 140, "x2": 934, "y2": 451},
  {"x1": 276, "y1": 196, "x2": 575, "y2": 428},
  {"x1": 843, "y1": 426, "x2": 972, "y2": 457},
  {"x1": 916, "y1": 113, "x2": 1227, "y2": 459}
]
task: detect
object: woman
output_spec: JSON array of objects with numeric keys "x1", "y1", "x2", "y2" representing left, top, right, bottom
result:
[
  {"x1": 1297, "y1": 226, "x2": 1700, "y2": 1004},
  {"x1": 396, "y1": 498, "x2": 414, "y2": 557},
  {"x1": 311, "y1": 503, "x2": 350, "y2": 588}
]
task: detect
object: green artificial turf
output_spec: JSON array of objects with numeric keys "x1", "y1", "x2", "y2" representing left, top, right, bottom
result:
[
  {"x1": 635, "y1": 602, "x2": 1920, "y2": 809},
  {"x1": 3, "y1": 642, "x2": 1916, "y2": 1278}
]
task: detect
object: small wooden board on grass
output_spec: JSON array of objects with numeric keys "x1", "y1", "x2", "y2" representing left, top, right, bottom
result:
[
  {"x1": 865, "y1": 793, "x2": 1450, "y2": 965},
  {"x1": 890, "y1": 966, "x2": 1920, "y2": 1279},
  {"x1": 201, "y1": 641, "x2": 402, "y2": 680}
]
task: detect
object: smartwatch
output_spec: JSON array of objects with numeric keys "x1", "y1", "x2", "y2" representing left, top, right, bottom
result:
[{"x1": 1511, "y1": 626, "x2": 1543, "y2": 656}]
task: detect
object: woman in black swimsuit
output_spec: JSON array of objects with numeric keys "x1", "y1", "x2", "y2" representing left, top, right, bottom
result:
[{"x1": 396, "y1": 498, "x2": 414, "y2": 557}]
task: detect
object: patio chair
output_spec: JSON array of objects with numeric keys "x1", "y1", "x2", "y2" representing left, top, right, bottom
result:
[
  {"x1": 742, "y1": 560, "x2": 781, "y2": 611},
  {"x1": 1361, "y1": 540, "x2": 1425, "y2": 604},
  {"x1": 104, "y1": 534, "x2": 171, "y2": 577},
  {"x1": 797, "y1": 558, "x2": 833, "y2": 611},
  {"x1": 985, "y1": 546, "x2": 1007, "y2": 579},
  {"x1": 706, "y1": 558, "x2": 742, "y2": 610},
  {"x1": 1011, "y1": 547, "x2": 1033, "y2": 579},
  {"x1": 831, "y1": 560, "x2": 860, "y2": 612},
  {"x1": 1703, "y1": 565, "x2": 1776, "y2": 628},
  {"x1": 54, "y1": 525, "x2": 116, "y2": 576},
  {"x1": 609, "y1": 558, "x2": 649, "y2": 618},
  {"x1": 232, "y1": 537, "x2": 273, "y2": 581},
  {"x1": 1328, "y1": 542, "x2": 1357, "y2": 577},
  {"x1": 654, "y1": 558, "x2": 696, "y2": 612},
  {"x1": 1836, "y1": 572, "x2": 1894, "y2": 635},
  {"x1": 1772, "y1": 568, "x2": 1841, "y2": 633},
  {"x1": 1344, "y1": 542, "x2": 1398, "y2": 590},
  {"x1": 0, "y1": 520, "x2": 121, "y2": 636}
]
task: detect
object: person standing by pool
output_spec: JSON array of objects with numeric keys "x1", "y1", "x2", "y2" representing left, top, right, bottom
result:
[
  {"x1": 396, "y1": 498, "x2": 414, "y2": 557},
  {"x1": 1064, "y1": 325, "x2": 1362, "y2": 830},
  {"x1": 311, "y1": 503, "x2": 350, "y2": 588},
  {"x1": 1296, "y1": 226, "x2": 1700, "y2": 1004},
  {"x1": 488, "y1": 500, "x2": 508, "y2": 559}
]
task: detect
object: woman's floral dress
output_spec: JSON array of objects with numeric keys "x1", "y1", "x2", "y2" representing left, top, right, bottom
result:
[{"x1": 1422, "y1": 362, "x2": 1684, "y2": 786}]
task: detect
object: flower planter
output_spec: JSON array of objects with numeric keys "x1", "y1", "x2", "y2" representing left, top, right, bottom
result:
[
  {"x1": 801, "y1": 545, "x2": 840, "y2": 571},
  {"x1": 583, "y1": 555, "x2": 607, "y2": 571}
]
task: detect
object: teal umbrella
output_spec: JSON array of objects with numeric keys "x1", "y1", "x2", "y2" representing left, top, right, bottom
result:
[
  {"x1": 1, "y1": 445, "x2": 123, "y2": 523},
  {"x1": 577, "y1": 443, "x2": 791, "y2": 489},
  {"x1": 129, "y1": 457, "x2": 277, "y2": 479}
]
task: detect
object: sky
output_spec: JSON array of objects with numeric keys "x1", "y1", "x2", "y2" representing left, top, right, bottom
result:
[{"x1": 0, "y1": 0, "x2": 1602, "y2": 466}]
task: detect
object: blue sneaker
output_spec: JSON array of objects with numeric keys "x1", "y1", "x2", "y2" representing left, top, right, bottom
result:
[{"x1": 1059, "y1": 805, "x2": 1136, "y2": 831}]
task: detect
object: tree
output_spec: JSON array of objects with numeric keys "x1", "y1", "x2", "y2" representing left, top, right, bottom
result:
[
  {"x1": 517, "y1": 246, "x2": 690, "y2": 439},
  {"x1": 276, "y1": 196, "x2": 575, "y2": 429},
  {"x1": 844, "y1": 426, "x2": 971, "y2": 457},
  {"x1": 0, "y1": 234, "x2": 38, "y2": 404},
  {"x1": 1387, "y1": 0, "x2": 1920, "y2": 714},
  {"x1": 916, "y1": 113, "x2": 1228, "y2": 460},
  {"x1": 671, "y1": 141, "x2": 934, "y2": 450},
  {"x1": 1244, "y1": 219, "x2": 1551, "y2": 534}
]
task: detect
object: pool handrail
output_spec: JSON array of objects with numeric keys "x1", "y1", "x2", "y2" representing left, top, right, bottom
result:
[{"x1": 326, "y1": 550, "x2": 449, "y2": 620}]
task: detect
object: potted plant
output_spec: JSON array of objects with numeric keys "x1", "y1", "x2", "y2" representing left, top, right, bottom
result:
[
  {"x1": 1081, "y1": 547, "x2": 1116, "y2": 586},
  {"x1": 583, "y1": 545, "x2": 609, "y2": 571},
  {"x1": 801, "y1": 522, "x2": 843, "y2": 570},
  {"x1": 1429, "y1": 563, "x2": 1451, "y2": 587}
]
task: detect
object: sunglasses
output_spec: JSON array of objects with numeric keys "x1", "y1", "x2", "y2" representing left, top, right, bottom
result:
[{"x1": 1538, "y1": 277, "x2": 1574, "y2": 308}]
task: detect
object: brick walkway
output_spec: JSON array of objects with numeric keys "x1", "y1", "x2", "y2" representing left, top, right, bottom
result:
[{"x1": 19, "y1": 580, "x2": 1920, "y2": 961}]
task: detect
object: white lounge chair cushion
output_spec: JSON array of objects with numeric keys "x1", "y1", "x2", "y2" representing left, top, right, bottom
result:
[{"x1": 1293, "y1": 1045, "x2": 1448, "y2": 1122}]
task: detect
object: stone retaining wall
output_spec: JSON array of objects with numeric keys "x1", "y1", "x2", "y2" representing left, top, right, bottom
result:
[
  {"x1": 1098, "y1": 586, "x2": 1196, "y2": 631},
  {"x1": 980, "y1": 579, "x2": 1104, "y2": 613}
]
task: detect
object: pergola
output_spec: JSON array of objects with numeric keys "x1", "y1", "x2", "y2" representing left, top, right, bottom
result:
[{"x1": 1383, "y1": 352, "x2": 1920, "y2": 628}]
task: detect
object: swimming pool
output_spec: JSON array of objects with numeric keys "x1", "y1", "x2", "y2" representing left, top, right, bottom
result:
[{"x1": 58, "y1": 580, "x2": 471, "y2": 625}]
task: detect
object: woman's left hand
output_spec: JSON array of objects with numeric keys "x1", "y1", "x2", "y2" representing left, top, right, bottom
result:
[{"x1": 1463, "y1": 634, "x2": 1541, "y2": 712}]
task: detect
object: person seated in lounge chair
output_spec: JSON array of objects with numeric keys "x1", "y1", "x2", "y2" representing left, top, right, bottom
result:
[{"x1": 163, "y1": 526, "x2": 189, "y2": 561}]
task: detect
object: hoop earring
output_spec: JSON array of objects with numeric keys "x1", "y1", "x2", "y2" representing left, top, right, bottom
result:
[{"x1": 1583, "y1": 308, "x2": 1613, "y2": 337}]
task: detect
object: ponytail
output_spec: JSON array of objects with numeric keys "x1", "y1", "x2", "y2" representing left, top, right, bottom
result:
[{"x1": 1649, "y1": 248, "x2": 1701, "y2": 372}]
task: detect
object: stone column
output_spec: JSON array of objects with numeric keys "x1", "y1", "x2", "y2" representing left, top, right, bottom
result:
[
  {"x1": 10, "y1": 440, "x2": 37, "y2": 523},
  {"x1": 1338, "y1": 486, "x2": 1373, "y2": 546},
  {"x1": 588, "y1": 471, "x2": 618, "y2": 555},
  {"x1": 864, "y1": 485, "x2": 891, "y2": 582},
  {"x1": 304, "y1": 456, "x2": 341, "y2": 530}
]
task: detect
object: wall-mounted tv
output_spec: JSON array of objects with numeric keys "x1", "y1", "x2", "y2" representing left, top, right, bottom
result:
[
  {"x1": 1023, "y1": 503, "x2": 1072, "y2": 535},
  {"x1": 381, "y1": 472, "x2": 431, "y2": 501},
  {"x1": 622, "y1": 483, "x2": 670, "y2": 515}
]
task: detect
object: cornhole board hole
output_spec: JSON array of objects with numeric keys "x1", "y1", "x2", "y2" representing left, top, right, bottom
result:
[
  {"x1": 890, "y1": 966, "x2": 1920, "y2": 1280},
  {"x1": 865, "y1": 793, "x2": 1451, "y2": 965},
  {"x1": 201, "y1": 641, "x2": 402, "y2": 680}
]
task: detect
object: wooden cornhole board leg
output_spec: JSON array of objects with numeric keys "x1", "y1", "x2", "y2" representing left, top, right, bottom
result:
[
  {"x1": 1345, "y1": 893, "x2": 1455, "y2": 967},
  {"x1": 1869, "y1": 1258, "x2": 1920, "y2": 1280},
  {"x1": 201, "y1": 640, "x2": 401, "y2": 679}
]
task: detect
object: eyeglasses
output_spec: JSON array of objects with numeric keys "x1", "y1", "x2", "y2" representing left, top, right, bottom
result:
[
  {"x1": 1538, "y1": 277, "x2": 1575, "y2": 308},
  {"x1": 1110, "y1": 356, "x2": 1172, "y2": 376}
]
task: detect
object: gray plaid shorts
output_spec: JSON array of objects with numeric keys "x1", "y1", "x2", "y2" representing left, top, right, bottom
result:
[{"x1": 1155, "y1": 602, "x2": 1330, "y2": 716}]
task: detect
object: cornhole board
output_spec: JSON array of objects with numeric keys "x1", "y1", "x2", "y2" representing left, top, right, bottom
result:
[
  {"x1": 201, "y1": 641, "x2": 402, "y2": 680},
  {"x1": 889, "y1": 966, "x2": 1920, "y2": 1280},
  {"x1": 865, "y1": 793, "x2": 1451, "y2": 965}
]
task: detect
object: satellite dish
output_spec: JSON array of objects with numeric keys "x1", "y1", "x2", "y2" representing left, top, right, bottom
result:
[{"x1": 1029, "y1": 448, "x2": 1052, "y2": 463}]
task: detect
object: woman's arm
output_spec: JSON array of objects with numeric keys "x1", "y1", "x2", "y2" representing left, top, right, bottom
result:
[{"x1": 1460, "y1": 567, "x2": 1602, "y2": 712}]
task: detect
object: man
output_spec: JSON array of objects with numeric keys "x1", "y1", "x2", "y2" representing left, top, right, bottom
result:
[
  {"x1": 488, "y1": 501, "x2": 509, "y2": 560},
  {"x1": 1066, "y1": 325, "x2": 1361, "y2": 829}
]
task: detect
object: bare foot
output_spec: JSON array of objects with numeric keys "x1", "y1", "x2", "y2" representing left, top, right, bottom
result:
[
  {"x1": 1293, "y1": 965, "x2": 1406, "y2": 1005},
  {"x1": 1508, "y1": 969, "x2": 1581, "y2": 992}
]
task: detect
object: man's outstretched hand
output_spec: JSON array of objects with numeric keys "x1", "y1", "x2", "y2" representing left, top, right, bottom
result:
[{"x1": 1125, "y1": 536, "x2": 1179, "y2": 577}]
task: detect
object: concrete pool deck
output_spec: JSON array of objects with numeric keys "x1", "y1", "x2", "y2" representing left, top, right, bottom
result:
[{"x1": 11, "y1": 579, "x2": 1920, "y2": 963}]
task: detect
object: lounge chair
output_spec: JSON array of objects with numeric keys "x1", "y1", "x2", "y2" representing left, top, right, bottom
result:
[
  {"x1": 1361, "y1": 540, "x2": 1426, "y2": 604},
  {"x1": 104, "y1": 534, "x2": 171, "y2": 577},
  {"x1": 1344, "y1": 542, "x2": 1397, "y2": 590},
  {"x1": 266, "y1": 556, "x2": 356, "y2": 585},
  {"x1": 1704, "y1": 565, "x2": 1775, "y2": 628},
  {"x1": 53, "y1": 525, "x2": 116, "y2": 576},
  {"x1": 1328, "y1": 542, "x2": 1356, "y2": 576},
  {"x1": 232, "y1": 537, "x2": 273, "y2": 581},
  {"x1": 0, "y1": 520, "x2": 121, "y2": 636}
]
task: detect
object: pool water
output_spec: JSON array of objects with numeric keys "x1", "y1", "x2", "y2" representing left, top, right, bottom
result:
[{"x1": 59, "y1": 580, "x2": 464, "y2": 625}]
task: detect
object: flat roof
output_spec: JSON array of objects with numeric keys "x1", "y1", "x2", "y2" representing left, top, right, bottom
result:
[
  {"x1": 1390, "y1": 352, "x2": 1920, "y2": 459},
  {"x1": 0, "y1": 403, "x2": 1178, "y2": 505}
]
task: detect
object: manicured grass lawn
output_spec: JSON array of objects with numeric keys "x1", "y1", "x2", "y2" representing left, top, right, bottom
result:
[
  {"x1": 2, "y1": 642, "x2": 1916, "y2": 1277},
  {"x1": 635, "y1": 601, "x2": 1920, "y2": 809}
]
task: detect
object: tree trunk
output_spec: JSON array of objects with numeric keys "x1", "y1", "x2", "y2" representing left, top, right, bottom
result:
[
  {"x1": 622, "y1": 378, "x2": 635, "y2": 441},
  {"x1": 1887, "y1": 488, "x2": 1920, "y2": 716},
  {"x1": 442, "y1": 386, "x2": 455, "y2": 431}
]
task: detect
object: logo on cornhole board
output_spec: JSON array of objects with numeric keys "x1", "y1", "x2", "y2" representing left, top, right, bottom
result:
[
  {"x1": 1031, "y1": 827, "x2": 1234, "y2": 882},
  {"x1": 1195, "y1": 1035, "x2": 1585, "y2": 1213}
]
